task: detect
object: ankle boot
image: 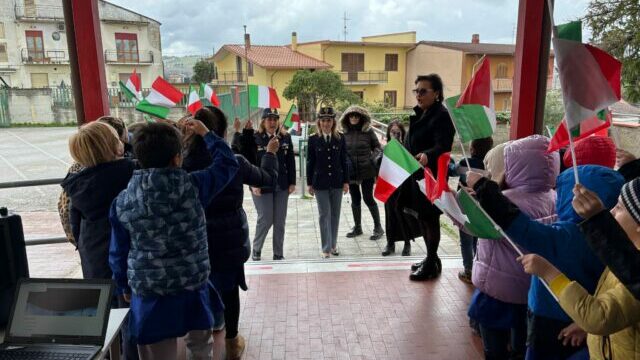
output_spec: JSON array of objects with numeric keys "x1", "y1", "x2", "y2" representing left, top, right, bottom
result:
[
  {"x1": 368, "y1": 205, "x2": 384, "y2": 240},
  {"x1": 381, "y1": 242, "x2": 395, "y2": 256},
  {"x1": 225, "y1": 334, "x2": 246, "y2": 360},
  {"x1": 401, "y1": 241, "x2": 411, "y2": 256},
  {"x1": 409, "y1": 256, "x2": 442, "y2": 281},
  {"x1": 346, "y1": 205, "x2": 363, "y2": 237}
]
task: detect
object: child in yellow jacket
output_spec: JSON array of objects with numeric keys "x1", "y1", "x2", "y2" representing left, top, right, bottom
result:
[{"x1": 520, "y1": 178, "x2": 640, "y2": 360}]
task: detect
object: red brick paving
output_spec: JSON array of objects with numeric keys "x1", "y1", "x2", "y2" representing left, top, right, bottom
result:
[{"x1": 237, "y1": 269, "x2": 483, "y2": 360}]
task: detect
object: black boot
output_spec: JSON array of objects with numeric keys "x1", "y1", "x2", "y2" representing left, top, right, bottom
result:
[
  {"x1": 346, "y1": 205, "x2": 363, "y2": 237},
  {"x1": 401, "y1": 241, "x2": 411, "y2": 256},
  {"x1": 411, "y1": 257, "x2": 426, "y2": 271},
  {"x1": 368, "y1": 205, "x2": 384, "y2": 240},
  {"x1": 381, "y1": 242, "x2": 395, "y2": 256},
  {"x1": 409, "y1": 256, "x2": 442, "y2": 281}
]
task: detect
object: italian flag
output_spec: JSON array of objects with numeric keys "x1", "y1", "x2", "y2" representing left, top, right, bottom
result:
[
  {"x1": 283, "y1": 104, "x2": 300, "y2": 131},
  {"x1": 553, "y1": 20, "x2": 621, "y2": 129},
  {"x1": 248, "y1": 85, "x2": 280, "y2": 109},
  {"x1": 374, "y1": 139, "x2": 422, "y2": 203},
  {"x1": 200, "y1": 83, "x2": 220, "y2": 107},
  {"x1": 418, "y1": 152, "x2": 468, "y2": 226},
  {"x1": 135, "y1": 77, "x2": 184, "y2": 119},
  {"x1": 547, "y1": 109, "x2": 611, "y2": 152},
  {"x1": 446, "y1": 57, "x2": 496, "y2": 143},
  {"x1": 457, "y1": 189, "x2": 502, "y2": 239},
  {"x1": 187, "y1": 84, "x2": 202, "y2": 115},
  {"x1": 119, "y1": 69, "x2": 141, "y2": 101}
]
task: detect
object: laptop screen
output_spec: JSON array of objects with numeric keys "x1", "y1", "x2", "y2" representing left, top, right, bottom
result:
[{"x1": 6, "y1": 279, "x2": 113, "y2": 345}]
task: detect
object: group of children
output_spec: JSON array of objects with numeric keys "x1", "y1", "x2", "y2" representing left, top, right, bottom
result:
[
  {"x1": 59, "y1": 108, "x2": 280, "y2": 360},
  {"x1": 449, "y1": 133, "x2": 640, "y2": 360}
]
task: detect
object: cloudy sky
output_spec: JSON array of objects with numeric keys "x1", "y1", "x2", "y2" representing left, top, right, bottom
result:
[{"x1": 109, "y1": 0, "x2": 591, "y2": 57}]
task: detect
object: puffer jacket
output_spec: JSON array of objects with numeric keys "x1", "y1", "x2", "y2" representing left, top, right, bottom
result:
[
  {"x1": 472, "y1": 135, "x2": 559, "y2": 304},
  {"x1": 339, "y1": 105, "x2": 382, "y2": 181}
]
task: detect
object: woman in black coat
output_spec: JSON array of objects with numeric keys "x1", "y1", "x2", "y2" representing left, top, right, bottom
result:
[
  {"x1": 402, "y1": 74, "x2": 455, "y2": 281},
  {"x1": 340, "y1": 105, "x2": 384, "y2": 240},
  {"x1": 182, "y1": 106, "x2": 279, "y2": 359}
]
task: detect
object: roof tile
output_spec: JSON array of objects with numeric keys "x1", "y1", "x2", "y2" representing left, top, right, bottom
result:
[{"x1": 220, "y1": 45, "x2": 332, "y2": 69}]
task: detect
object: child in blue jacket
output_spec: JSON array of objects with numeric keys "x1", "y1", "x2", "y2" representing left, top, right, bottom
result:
[
  {"x1": 109, "y1": 121, "x2": 239, "y2": 359},
  {"x1": 467, "y1": 165, "x2": 624, "y2": 360}
]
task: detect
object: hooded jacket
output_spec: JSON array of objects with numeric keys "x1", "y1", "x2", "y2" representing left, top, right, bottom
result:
[
  {"x1": 60, "y1": 159, "x2": 136, "y2": 279},
  {"x1": 473, "y1": 135, "x2": 559, "y2": 304},
  {"x1": 339, "y1": 105, "x2": 382, "y2": 181},
  {"x1": 474, "y1": 165, "x2": 625, "y2": 322}
]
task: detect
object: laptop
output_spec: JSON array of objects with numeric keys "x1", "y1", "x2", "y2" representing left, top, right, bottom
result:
[{"x1": 0, "y1": 278, "x2": 114, "y2": 360}]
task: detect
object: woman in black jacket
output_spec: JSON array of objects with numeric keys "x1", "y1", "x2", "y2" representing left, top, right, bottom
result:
[
  {"x1": 183, "y1": 106, "x2": 279, "y2": 359},
  {"x1": 234, "y1": 108, "x2": 296, "y2": 261},
  {"x1": 306, "y1": 107, "x2": 350, "y2": 258},
  {"x1": 340, "y1": 105, "x2": 383, "y2": 240},
  {"x1": 403, "y1": 74, "x2": 455, "y2": 281}
]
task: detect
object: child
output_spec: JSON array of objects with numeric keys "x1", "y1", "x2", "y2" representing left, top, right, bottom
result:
[
  {"x1": 182, "y1": 106, "x2": 279, "y2": 359},
  {"x1": 520, "y1": 178, "x2": 640, "y2": 360},
  {"x1": 467, "y1": 135, "x2": 558, "y2": 360},
  {"x1": 467, "y1": 165, "x2": 624, "y2": 359},
  {"x1": 449, "y1": 136, "x2": 493, "y2": 283},
  {"x1": 109, "y1": 121, "x2": 239, "y2": 359}
]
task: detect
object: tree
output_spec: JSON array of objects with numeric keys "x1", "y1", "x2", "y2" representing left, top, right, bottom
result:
[
  {"x1": 585, "y1": 0, "x2": 640, "y2": 102},
  {"x1": 192, "y1": 60, "x2": 216, "y2": 84},
  {"x1": 543, "y1": 89, "x2": 565, "y2": 133},
  {"x1": 283, "y1": 70, "x2": 360, "y2": 121}
]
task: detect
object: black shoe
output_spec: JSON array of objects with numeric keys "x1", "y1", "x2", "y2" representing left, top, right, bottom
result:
[
  {"x1": 401, "y1": 242, "x2": 411, "y2": 256},
  {"x1": 409, "y1": 257, "x2": 442, "y2": 281},
  {"x1": 381, "y1": 243, "x2": 395, "y2": 256},
  {"x1": 273, "y1": 255, "x2": 285, "y2": 260},
  {"x1": 331, "y1": 248, "x2": 339, "y2": 256},
  {"x1": 411, "y1": 258, "x2": 426, "y2": 271},
  {"x1": 369, "y1": 226, "x2": 384, "y2": 241},
  {"x1": 346, "y1": 226, "x2": 363, "y2": 238},
  {"x1": 252, "y1": 251, "x2": 261, "y2": 261}
]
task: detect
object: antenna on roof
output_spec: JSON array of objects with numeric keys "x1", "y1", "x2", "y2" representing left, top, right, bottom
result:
[{"x1": 343, "y1": 12, "x2": 350, "y2": 41}]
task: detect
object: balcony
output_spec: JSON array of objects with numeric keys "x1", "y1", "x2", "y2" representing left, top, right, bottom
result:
[
  {"x1": 211, "y1": 72, "x2": 247, "y2": 85},
  {"x1": 337, "y1": 71, "x2": 388, "y2": 85},
  {"x1": 15, "y1": 5, "x2": 64, "y2": 21},
  {"x1": 21, "y1": 48, "x2": 69, "y2": 64},
  {"x1": 492, "y1": 78, "x2": 513, "y2": 93},
  {"x1": 104, "y1": 50, "x2": 154, "y2": 65}
]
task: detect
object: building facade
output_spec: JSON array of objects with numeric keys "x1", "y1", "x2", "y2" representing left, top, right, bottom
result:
[{"x1": 0, "y1": 0, "x2": 163, "y2": 89}]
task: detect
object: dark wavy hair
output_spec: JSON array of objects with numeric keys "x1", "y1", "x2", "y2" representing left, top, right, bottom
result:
[
  {"x1": 386, "y1": 120, "x2": 406, "y2": 143},
  {"x1": 415, "y1": 74, "x2": 444, "y2": 102}
]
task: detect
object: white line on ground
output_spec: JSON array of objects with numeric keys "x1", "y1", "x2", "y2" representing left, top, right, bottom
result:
[
  {"x1": 0, "y1": 153, "x2": 46, "y2": 196},
  {"x1": 7, "y1": 131, "x2": 71, "y2": 167}
]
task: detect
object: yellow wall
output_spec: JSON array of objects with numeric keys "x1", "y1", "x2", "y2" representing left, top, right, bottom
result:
[
  {"x1": 362, "y1": 32, "x2": 416, "y2": 44},
  {"x1": 295, "y1": 43, "x2": 323, "y2": 62},
  {"x1": 405, "y1": 44, "x2": 464, "y2": 108}
]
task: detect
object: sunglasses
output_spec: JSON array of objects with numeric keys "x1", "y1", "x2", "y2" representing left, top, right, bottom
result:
[{"x1": 412, "y1": 88, "x2": 434, "y2": 96}]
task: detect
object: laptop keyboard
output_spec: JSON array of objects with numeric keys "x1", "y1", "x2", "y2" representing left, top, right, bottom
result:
[{"x1": 0, "y1": 350, "x2": 93, "y2": 360}]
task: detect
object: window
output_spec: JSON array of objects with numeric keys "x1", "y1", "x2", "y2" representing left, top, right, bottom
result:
[
  {"x1": 248, "y1": 61, "x2": 254, "y2": 77},
  {"x1": 31, "y1": 73, "x2": 49, "y2": 88},
  {"x1": 26, "y1": 30, "x2": 44, "y2": 62},
  {"x1": 353, "y1": 91, "x2": 364, "y2": 100},
  {"x1": 385, "y1": 54, "x2": 398, "y2": 71},
  {"x1": 496, "y1": 63, "x2": 508, "y2": 78},
  {"x1": 384, "y1": 91, "x2": 397, "y2": 107},
  {"x1": 0, "y1": 43, "x2": 7, "y2": 62},
  {"x1": 235, "y1": 56, "x2": 244, "y2": 82},
  {"x1": 0, "y1": 23, "x2": 5, "y2": 39},
  {"x1": 115, "y1": 33, "x2": 138, "y2": 63},
  {"x1": 502, "y1": 97, "x2": 512, "y2": 111},
  {"x1": 342, "y1": 53, "x2": 364, "y2": 82}
]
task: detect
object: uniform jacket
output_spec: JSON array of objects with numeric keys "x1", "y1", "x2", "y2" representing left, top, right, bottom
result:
[{"x1": 306, "y1": 133, "x2": 350, "y2": 190}]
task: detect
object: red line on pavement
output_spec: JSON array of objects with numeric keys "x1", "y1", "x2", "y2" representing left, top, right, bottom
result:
[
  {"x1": 347, "y1": 263, "x2": 413, "y2": 268},
  {"x1": 246, "y1": 266, "x2": 273, "y2": 270}
]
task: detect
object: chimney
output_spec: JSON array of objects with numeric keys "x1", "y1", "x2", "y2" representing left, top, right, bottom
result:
[
  {"x1": 471, "y1": 34, "x2": 480, "y2": 44},
  {"x1": 291, "y1": 32, "x2": 298, "y2": 52},
  {"x1": 244, "y1": 33, "x2": 251, "y2": 51}
]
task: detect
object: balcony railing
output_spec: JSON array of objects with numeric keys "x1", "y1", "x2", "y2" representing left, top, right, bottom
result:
[
  {"x1": 104, "y1": 50, "x2": 154, "y2": 64},
  {"x1": 492, "y1": 78, "x2": 513, "y2": 92},
  {"x1": 15, "y1": 5, "x2": 64, "y2": 21},
  {"x1": 337, "y1": 71, "x2": 388, "y2": 85},
  {"x1": 21, "y1": 48, "x2": 69, "y2": 64},
  {"x1": 211, "y1": 71, "x2": 247, "y2": 85}
]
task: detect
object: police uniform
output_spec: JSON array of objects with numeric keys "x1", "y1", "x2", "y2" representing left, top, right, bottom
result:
[
  {"x1": 306, "y1": 107, "x2": 350, "y2": 256},
  {"x1": 245, "y1": 108, "x2": 296, "y2": 261}
]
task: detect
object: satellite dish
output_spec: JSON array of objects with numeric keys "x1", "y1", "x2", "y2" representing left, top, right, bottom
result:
[{"x1": 52, "y1": 32, "x2": 60, "y2": 41}]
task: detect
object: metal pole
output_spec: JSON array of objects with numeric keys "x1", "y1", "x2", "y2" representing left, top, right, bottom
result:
[{"x1": 244, "y1": 25, "x2": 251, "y2": 126}]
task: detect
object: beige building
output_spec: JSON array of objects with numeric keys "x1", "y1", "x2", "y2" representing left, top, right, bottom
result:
[{"x1": 0, "y1": 0, "x2": 163, "y2": 89}]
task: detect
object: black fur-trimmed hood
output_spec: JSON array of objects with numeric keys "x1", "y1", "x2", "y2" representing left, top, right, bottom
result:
[{"x1": 339, "y1": 105, "x2": 371, "y2": 132}]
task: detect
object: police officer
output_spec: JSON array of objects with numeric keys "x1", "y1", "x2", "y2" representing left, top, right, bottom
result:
[
  {"x1": 307, "y1": 107, "x2": 350, "y2": 258},
  {"x1": 235, "y1": 108, "x2": 296, "y2": 261}
]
